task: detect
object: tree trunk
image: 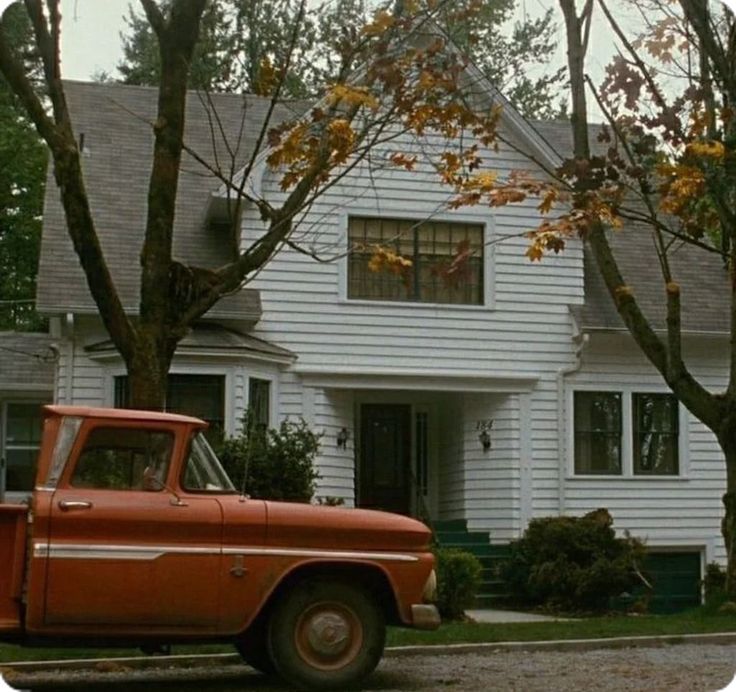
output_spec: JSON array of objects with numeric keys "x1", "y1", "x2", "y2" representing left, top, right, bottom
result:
[
  {"x1": 719, "y1": 419, "x2": 736, "y2": 597},
  {"x1": 125, "y1": 329, "x2": 176, "y2": 411}
]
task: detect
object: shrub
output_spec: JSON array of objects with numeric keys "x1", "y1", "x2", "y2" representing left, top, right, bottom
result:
[
  {"x1": 217, "y1": 412, "x2": 322, "y2": 502},
  {"x1": 435, "y1": 547, "x2": 483, "y2": 620},
  {"x1": 703, "y1": 562, "x2": 727, "y2": 605},
  {"x1": 499, "y1": 509, "x2": 646, "y2": 613}
]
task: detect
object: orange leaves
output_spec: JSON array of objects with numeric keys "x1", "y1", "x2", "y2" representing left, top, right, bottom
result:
[
  {"x1": 367, "y1": 245, "x2": 413, "y2": 276},
  {"x1": 326, "y1": 84, "x2": 379, "y2": 112},
  {"x1": 389, "y1": 153, "x2": 418, "y2": 171},
  {"x1": 657, "y1": 162, "x2": 705, "y2": 216}
]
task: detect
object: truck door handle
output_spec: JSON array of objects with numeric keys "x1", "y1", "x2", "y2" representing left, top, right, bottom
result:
[{"x1": 58, "y1": 500, "x2": 93, "y2": 511}]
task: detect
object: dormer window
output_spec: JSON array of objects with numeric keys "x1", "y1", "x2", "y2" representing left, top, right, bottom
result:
[{"x1": 347, "y1": 216, "x2": 484, "y2": 305}]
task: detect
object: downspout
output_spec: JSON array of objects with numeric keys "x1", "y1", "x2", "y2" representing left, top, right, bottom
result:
[
  {"x1": 64, "y1": 313, "x2": 75, "y2": 405},
  {"x1": 556, "y1": 324, "x2": 589, "y2": 515}
]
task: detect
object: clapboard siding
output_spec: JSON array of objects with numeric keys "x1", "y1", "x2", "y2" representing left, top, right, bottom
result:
[{"x1": 565, "y1": 338, "x2": 728, "y2": 563}]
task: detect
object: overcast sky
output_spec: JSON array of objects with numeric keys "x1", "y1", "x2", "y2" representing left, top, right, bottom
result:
[{"x1": 55, "y1": 0, "x2": 621, "y2": 85}]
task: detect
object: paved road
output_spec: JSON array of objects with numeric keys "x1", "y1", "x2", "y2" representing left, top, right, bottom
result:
[{"x1": 7, "y1": 644, "x2": 736, "y2": 691}]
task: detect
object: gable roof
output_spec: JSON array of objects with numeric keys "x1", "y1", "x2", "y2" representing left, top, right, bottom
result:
[
  {"x1": 530, "y1": 119, "x2": 730, "y2": 336},
  {"x1": 37, "y1": 81, "x2": 303, "y2": 320},
  {"x1": 0, "y1": 332, "x2": 56, "y2": 392}
]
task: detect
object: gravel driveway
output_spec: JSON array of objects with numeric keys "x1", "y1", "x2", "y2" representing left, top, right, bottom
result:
[{"x1": 7, "y1": 644, "x2": 736, "y2": 691}]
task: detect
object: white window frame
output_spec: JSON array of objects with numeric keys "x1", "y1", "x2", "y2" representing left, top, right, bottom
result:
[
  {"x1": 337, "y1": 211, "x2": 495, "y2": 310},
  {"x1": 567, "y1": 385, "x2": 690, "y2": 480}
]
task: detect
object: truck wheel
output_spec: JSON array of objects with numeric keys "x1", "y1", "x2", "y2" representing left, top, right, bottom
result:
[
  {"x1": 235, "y1": 619, "x2": 276, "y2": 675},
  {"x1": 268, "y1": 579, "x2": 385, "y2": 690}
]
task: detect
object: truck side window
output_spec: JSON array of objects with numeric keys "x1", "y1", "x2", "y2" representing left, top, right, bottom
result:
[{"x1": 71, "y1": 428, "x2": 173, "y2": 491}]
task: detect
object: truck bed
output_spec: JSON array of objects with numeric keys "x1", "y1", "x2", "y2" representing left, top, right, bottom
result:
[{"x1": 0, "y1": 504, "x2": 28, "y2": 633}]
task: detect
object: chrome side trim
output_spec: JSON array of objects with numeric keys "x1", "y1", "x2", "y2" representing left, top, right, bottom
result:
[
  {"x1": 34, "y1": 542, "x2": 420, "y2": 563},
  {"x1": 33, "y1": 543, "x2": 217, "y2": 561},
  {"x1": 222, "y1": 546, "x2": 419, "y2": 562}
]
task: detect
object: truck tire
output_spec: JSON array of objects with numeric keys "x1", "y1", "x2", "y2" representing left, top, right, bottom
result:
[
  {"x1": 235, "y1": 619, "x2": 276, "y2": 675},
  {"x1": 267, "y1": 579, "x2": 385, "y2": 690}
]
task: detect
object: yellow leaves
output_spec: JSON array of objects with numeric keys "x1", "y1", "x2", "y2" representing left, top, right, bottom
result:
[
  {"x1": 657, "y1": 163, "x2": 705, "y2": 216},
  {"x1": 367, "y1": 245, "x2": 413, "y2": 275},
  {"x1": 538, "y1": 188, "x2": 559, "y2": 215},
  {"x1": 362, "y1": 10, "x2": 396, "y2": 37},
  {"x1": 685, "y1": 140, "x2": 725, "y2": 160},
  {"x1": 326, "y1": 84, "x2": 379, "y2": 112},
  {"x1": 254, "y1": 56, "x2": 279, "y2": 97}
]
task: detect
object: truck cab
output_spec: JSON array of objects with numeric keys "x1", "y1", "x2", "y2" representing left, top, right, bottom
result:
[{"x1": 0, "y1": 405, "x2": 439, "y2": 690}]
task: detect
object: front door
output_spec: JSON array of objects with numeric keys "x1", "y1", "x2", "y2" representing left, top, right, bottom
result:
[{"x1": 359, "y1": 404, "x2": 411, "y2": 514}]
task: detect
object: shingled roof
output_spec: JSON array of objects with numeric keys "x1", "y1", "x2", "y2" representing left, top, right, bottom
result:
[
  {"x1": 0, "y1": 332, "x2": 56, "y2": 392},
  {"x1": 37, "y1": 82, "x2": 727, "y2": 335},
  {"x1": 37, "y1": 81, "x2": 305, "y2": 320},
  {"x1": 531, "y1": 119, "x2": 730, "y2": 335}
]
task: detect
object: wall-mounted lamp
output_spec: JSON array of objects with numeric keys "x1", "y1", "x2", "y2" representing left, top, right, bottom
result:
[
  {"x1": 477, "y1": 419, "x2": 494, "y2": 452},
  {"x1": 478, "y1": 429, "x2": 492, "y2": 452},
  {"x1": 337, "y1": 427, "x2": 350, "y2": 449}
]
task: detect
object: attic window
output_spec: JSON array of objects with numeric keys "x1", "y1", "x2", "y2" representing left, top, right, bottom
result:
[{"x1": 347, "y1": 216, "x2": 484, "y2": 305}]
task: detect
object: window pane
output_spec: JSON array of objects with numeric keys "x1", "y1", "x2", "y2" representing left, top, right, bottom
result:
[
  {"x1": 72, "y1": 427, "x2": 173, "y2": 490},
  {"x1": 115, "y1": 374, "x2": 225, "y2": 440},
  {"x1": 6, "y1": 403, "x2": 42, "y2": 444},
  {"x1": 574, "y1": 392, "x2": 622, "y2": 474},
  {"x1": 248, "y1": 378, "x2": 271, "y2": 429},
  {"x1": 634, "y1": 393, "x2": 679, "y2": 475},
  {"x1": 347, "y1": 217, "x2": 483, "y2": 305},
  {"x1": 5, "y1": 448, "x2": 37, "y2": 492}
]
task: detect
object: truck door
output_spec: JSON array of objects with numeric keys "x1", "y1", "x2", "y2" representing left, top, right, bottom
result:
[{"x1": 44, "y1": 422, "x2": 223, "y2": 631}]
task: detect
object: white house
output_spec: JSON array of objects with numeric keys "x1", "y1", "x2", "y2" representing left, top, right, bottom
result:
[{"x1": 34, "y1": 79, "x2": 729, "y2": 610}]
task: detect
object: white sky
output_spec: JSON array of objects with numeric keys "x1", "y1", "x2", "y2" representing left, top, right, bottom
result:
[{"x1": 54, "y1": 0, "x2": 623, "y2": 85}]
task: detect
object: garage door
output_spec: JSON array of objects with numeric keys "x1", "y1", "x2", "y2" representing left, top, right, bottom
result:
[{"x1": 644, "y1": 552, "x2": 702, "y2": 614}]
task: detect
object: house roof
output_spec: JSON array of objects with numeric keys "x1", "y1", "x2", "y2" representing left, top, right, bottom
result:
[
  {"x1": 530, "y1": 119, "x2": 730, "y2": 336},
  {"x1": 37, "y1": 81, "x2": 304, "y2": 320},
  {"x1": 0, "y1": 332, "x2": 56, "y2": 392},
  {"x1": 37, "y1": 81, "x2": 727, "y2": 336},
  {"x1": 85, "y1": 323, "x2": 296, "y2": 364}
]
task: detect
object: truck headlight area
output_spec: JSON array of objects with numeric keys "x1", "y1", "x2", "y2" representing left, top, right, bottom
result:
[{"x1": 423, "y1": 569, "x2": 438, "y2": 603}]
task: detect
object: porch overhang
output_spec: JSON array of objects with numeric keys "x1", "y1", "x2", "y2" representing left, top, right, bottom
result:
[{"x1": 295, "y1": 366, "x2": 539, "y2": 393}]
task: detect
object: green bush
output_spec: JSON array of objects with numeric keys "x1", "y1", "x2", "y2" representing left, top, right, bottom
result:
[
  {"x1": 499, "y1": 509, "x2": 645, "y2": 613},
  {"x1": 435, "y1": 547, "x2": 483, "y2": 620},
  {"x1": 703, "y1": 562, "x2": 727, "y2": 606},
  {"x1": 217, "y1": 412, "x2": 322, "y2": 502}
]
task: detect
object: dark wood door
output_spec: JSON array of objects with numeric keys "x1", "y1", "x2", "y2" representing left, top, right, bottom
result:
[{"x1": 359, "y1": 404, "x2": 411, "y2": 514}]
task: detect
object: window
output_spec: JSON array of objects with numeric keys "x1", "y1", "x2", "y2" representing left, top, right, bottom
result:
[
  {"x1": 634, "y1": 393, "x2": 679, "y2": 475},
  {"x1": 2, "y1": 402, "x2": 43, "y2": 493},
  {"x1": 72, "y1": 427, "x2": 173, "y2": 491},
  {"x1": 248, "y1": 378, "x2": 271, "y2": 430},
  {"x1": 573, "y1": 390, "x2": 681, "y2": 477},
  {"x1": 348, "y1": 217, "x2": 484, "y2": 304},
  {"x1": 574, "y1": 392, "x2": 622, "y2": 475},
  {"x1": 115, "y1": 374, "x2": 225, "y2": 441},
  {"x1": 182, "y1": 432, "x2": 235, "y2": 492}
]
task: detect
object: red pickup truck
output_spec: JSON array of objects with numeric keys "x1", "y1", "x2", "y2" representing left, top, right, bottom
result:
[{"x1": 0, "y1": 406, "x2": 439, "y2": 690}]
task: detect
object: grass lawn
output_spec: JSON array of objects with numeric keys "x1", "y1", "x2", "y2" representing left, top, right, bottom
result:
[
  {"x1": 1, "y1": 609, "x2": 735, "y2": 664},
  {"x1": 386, "y1": 610, "x2": 736, "y2": 647}
]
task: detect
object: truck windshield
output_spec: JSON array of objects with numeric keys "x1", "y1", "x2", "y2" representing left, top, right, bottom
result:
[{"x1": 183, "y1": 432, "x2": 236, "y2": 492}]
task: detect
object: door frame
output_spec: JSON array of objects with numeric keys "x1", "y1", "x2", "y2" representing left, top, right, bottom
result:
[{"x1": 354, "y1": 393, "x2": 439, "y2": 518}]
